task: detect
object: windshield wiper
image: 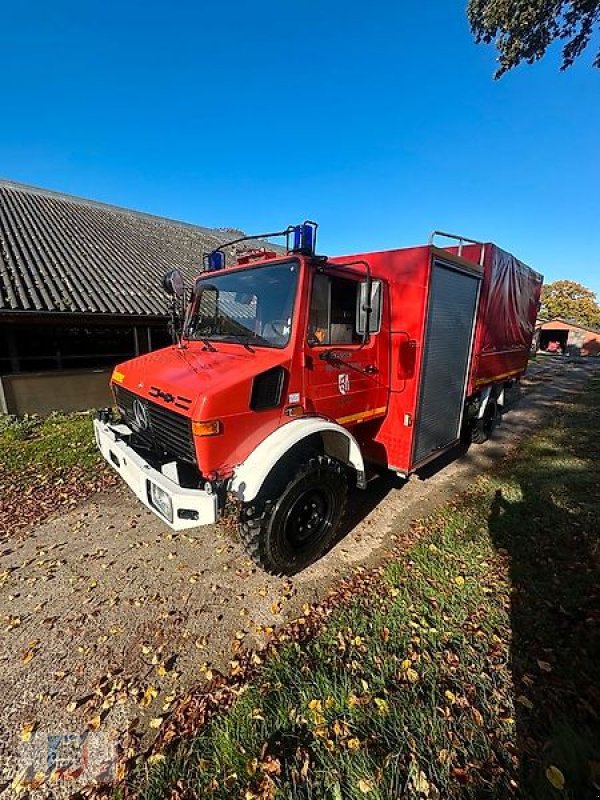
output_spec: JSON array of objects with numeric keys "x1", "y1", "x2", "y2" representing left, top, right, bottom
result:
[{"x1": 221, "y1": 331, "x2": 273, "y2": 351}]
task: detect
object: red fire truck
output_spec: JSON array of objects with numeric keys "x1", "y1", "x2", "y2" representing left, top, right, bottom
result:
[{"x1": 94, "y1": 224, "x2": 543, "y2": 574}]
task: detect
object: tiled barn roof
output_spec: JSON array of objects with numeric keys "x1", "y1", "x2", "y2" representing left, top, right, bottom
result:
[{"x1": 0, "y1": 180, "x2": 249, "y2": 317}]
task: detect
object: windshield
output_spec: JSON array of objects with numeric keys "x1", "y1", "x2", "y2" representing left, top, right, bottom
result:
[{"x1": 185, "y1": 260, "x2": 299, "y2": 348}]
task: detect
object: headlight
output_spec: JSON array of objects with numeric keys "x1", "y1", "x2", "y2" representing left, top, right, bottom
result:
[{"x1": 147, "y1": 481, "x2": 173, "y2": 523}]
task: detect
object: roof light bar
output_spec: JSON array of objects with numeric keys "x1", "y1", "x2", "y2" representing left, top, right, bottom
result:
[{"x1": 201, "y1": 220, "x2": 319, "y2": 271}]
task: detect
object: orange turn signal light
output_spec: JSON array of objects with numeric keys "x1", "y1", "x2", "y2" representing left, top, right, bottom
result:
[{"x1": 191, "y1": 419, "x2": 221, "y2": 437}]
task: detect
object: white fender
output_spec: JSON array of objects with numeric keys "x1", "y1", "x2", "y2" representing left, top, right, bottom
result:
[{"x1": 230, "y1": 417, "x2": 367, "y2": 503}]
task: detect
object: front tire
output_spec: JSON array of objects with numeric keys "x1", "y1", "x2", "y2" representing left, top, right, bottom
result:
[{"x1": 240, "y1": 455, "x2": 348, "y2": 575}]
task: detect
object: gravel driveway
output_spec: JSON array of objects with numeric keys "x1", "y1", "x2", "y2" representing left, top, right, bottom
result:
[{"x1": 1, "y1": 357, "x2": 597, "y2": 795}]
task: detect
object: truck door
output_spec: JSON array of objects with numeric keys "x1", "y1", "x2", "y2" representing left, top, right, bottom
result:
[{"x1": 303, "y1": 270, "x2": 389, "y2": 426}]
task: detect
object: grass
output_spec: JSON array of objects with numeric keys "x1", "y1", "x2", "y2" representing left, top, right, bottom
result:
[
  {"x1": 124, "y1": 375, "x2": 600, "y2": 800},
  {"x1": 0, "y1": 411, "x2": 101, "y2": 474},
  {"x1": 0, "y1": 412, "x2": 106, "y2": 535}
]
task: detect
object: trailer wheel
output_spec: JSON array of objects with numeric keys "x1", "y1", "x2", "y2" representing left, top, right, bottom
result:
[
  {"x1": 239, "y1": 455, "x2": 348, "y2": 576},
  {"x1": 471, "y1": 397, "x2": 498, "y2": 444}
]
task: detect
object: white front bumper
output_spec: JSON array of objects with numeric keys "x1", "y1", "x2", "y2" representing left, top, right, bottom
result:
[{"x1": 94, "y1": 419, "x2": 218, "y2": 531}]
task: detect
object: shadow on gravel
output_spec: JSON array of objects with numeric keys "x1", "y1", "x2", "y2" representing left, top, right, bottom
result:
[{"x1": 487, "y1": 382, "x2": 600, "y2": 799}]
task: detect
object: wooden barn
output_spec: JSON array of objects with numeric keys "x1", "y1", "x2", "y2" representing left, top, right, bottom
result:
[{"x1": 0, "y1": 179, "x2": 238, "y2": 415}]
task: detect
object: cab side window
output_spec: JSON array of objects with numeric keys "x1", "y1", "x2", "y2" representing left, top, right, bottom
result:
[{"x1": 308, "y1": 273, "x2": 362, "y2": 346}]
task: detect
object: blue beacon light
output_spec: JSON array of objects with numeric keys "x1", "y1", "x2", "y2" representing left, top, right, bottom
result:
[{"x1": 205, "y1": 251, "x2": 226, "y2": 272}]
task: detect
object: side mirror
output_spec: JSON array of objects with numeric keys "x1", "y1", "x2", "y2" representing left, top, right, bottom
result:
[
  {"x1": 162, "y1": 269, "x2": 184, "y2": 298},
  {"x1": 356, "y1": 280, "x2": 382, "y2": 335}
]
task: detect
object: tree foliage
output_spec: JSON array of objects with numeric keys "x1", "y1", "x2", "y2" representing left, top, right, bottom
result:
[
  {"x1": 467, "y1": 0, "x2": 600, "y2": 76},
  {"x1": 540, "y1": 279, "x2": 600, "y2": 327}
]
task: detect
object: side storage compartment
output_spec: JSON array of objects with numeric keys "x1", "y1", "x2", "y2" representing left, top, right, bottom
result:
[{"x1": 411, "y1": 259, "x2": 481, "y2": 466}]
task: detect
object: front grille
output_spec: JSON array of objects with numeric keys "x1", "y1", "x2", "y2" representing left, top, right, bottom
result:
[{"x1": 114, "y1": 386, "x2": 196, "y2": 464}]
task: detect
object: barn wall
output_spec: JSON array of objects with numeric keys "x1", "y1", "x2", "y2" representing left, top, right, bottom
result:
[
  {"x1": 0, "y1": 369, "x2": 113, "y2": 416},
  {"x1": 536, "y1": 320, "x2": 600, "y2": 356}
]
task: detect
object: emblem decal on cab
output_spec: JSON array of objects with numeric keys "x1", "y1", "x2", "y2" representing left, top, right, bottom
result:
[{"x1": 338, "y1": 374, "x2": 350, "y2": 395}]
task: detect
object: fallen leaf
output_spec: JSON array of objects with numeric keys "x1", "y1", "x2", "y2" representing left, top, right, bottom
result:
[
  {"x1": 374, "y1": 698, "x2": 389, "y2": 714},
  {"x1": 406, "y1": 668, "x2": 419, "y2": 683},
  {"x1": 140, "y1": 685, "x2": 158, "y2": 707},
  {"x1": 358, "y1": 778, "x2": 373, "y2": 794},
  {"x1": 545, "y1": 765, "x2": 565, "y2": 790},
  {"x1": 20, "y1": 721, "x2": 37, "y2": 742},
  {"x1": 517, "y1": 695, "x2": 533, "y2": 710}
]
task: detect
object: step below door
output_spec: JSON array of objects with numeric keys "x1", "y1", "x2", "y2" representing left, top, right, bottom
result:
[{"x1": 412, "y1": 259, "x2": 480, "y2": 467}]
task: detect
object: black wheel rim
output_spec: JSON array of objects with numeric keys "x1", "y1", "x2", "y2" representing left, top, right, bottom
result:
[{"x1": 283, "y1": 486, "x2": 335, "y2": 550}]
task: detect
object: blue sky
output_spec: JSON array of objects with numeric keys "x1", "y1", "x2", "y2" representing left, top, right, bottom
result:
[{"x1": 1, "y1": 0, "x2": 599, "y2": 294}]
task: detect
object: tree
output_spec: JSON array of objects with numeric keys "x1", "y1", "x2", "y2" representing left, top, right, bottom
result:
[
  {"x1": 467, "y1": 0, "x2": 600, "y2": 76},
  {"x1": 540, "y1": 280, "x2": 600, "y2": 327}
]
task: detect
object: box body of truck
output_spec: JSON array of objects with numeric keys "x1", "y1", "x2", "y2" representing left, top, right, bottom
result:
[{"x1": 331, "y1": 241, "x2": 542, "y2": 475}]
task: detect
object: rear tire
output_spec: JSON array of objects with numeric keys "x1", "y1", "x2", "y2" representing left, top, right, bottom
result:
[
  {"x1": 239, "y1": 455, "x2": 348, "y2": 575},
  {"x1": 472, "y1": 397, "x2": 498, "y2": 444}
]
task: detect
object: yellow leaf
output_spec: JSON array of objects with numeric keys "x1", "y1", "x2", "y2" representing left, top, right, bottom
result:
[
  {"x1": 374, "y1": 698, "x2": 389, "y2": 715},
  {"x1": 246, "y1": 757, "x2": 258, "y2": 775},
  {"x1": 324, "y1": 696, "x2": 335, "y2": 709},
  {"x1": 444, "y1": 690, "x2": 456, "y2": 704},
  {"x1": 545, "y1": 765, "x2": 565, "y2": 790},
  {"x1": 401, "y1": 659, "x2": 411, "y2": 670},
  {"x1": 308, "y1": 699, "x2": 322, "y2": 712},
  {"x1": 149, "y1": 717, "x2": 163, "y2": 729},
  {"x1": 140, "y1": 685, "x2": 158, "y2": 707},
  {"x1": 66, "y1": 701, "x2": 77, "y2": 713},
  {"x1": 20, "y1": 721, "x2": 37, "y2": 742},
  {"x1": 411, "y1": 769, "x2": 430, "y2": 793},
  {"x1": 406, "y1": 668, "x2": 419, "y2": 683},
  {"x1": 358, "y1": 778, "x2": 373, "y2": 794},
  {"x1": 454, "y1": 576, "x2": 465, "y2": 587},
  {"x1": 87, "y1": 714, "x2": 101, "y2": 731},
  {"x1": 22, "y1": 649, "x2": 36, "y2": 665},
  {"x1": 148, "y1": 753, "x2": 166, "y2": 766},
  {"x1": 347, "y1": 738, "x2": 361, "y2": 751}
]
